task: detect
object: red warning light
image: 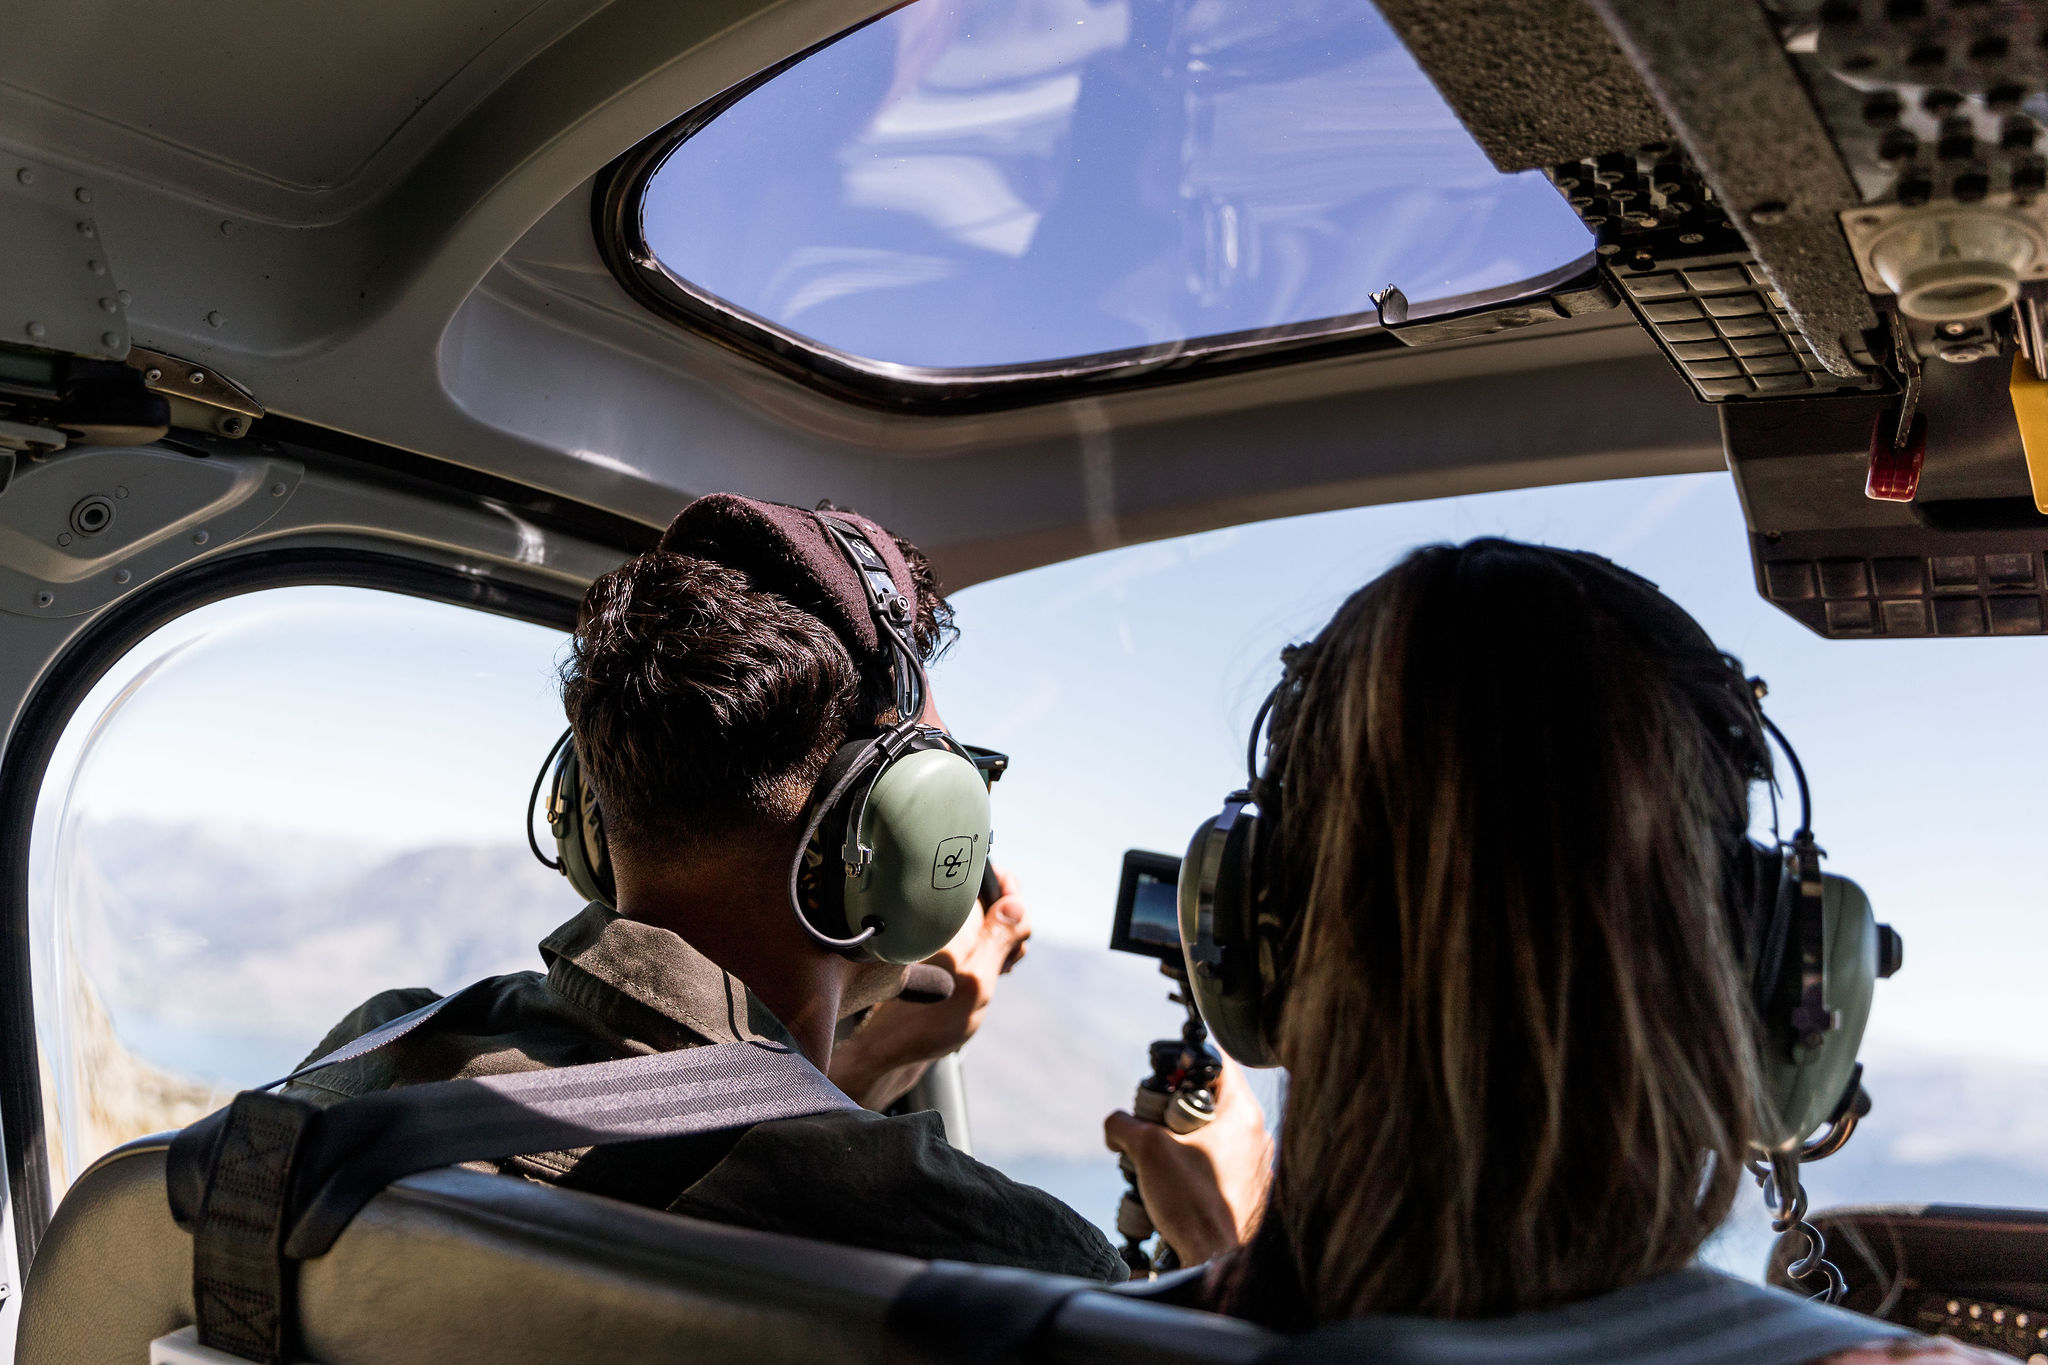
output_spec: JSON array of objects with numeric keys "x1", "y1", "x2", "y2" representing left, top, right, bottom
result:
[{"x1": 1867, "y1": 411, "x2": 1926, "y2": 503}]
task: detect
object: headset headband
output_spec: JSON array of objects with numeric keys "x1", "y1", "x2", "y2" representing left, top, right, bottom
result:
[
  {"x1": 814, "y1": 511, "x2": 926, "y2": 727},
  {"x1": 785, "y1": 510, "x2": 981, "y2": 959}
]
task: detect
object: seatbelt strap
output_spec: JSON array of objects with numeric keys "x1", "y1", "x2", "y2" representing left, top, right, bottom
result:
[
  {"x1": 252, "y1": 978, "x2": 490, "y2": 1091},
  {"x1": 169, "y1": 1004, "x2": 857, "y2": 1362},
  {"x1": 1258, "y1": 1265, "x2": 1909, "y2": 1365}
]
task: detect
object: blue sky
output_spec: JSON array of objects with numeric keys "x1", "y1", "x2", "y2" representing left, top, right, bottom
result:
[{"x1": 643, "y1": 0, "x2": 1590, "y2": 368}]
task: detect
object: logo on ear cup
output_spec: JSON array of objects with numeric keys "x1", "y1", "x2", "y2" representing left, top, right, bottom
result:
[{"x1": 931, "y1": 835, "x2": 976, "y2": 890}]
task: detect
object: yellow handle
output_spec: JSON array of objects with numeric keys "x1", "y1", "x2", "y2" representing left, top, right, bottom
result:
[{"x1": 2008, "y1": 351, "x2": 2048, "y2": 514}]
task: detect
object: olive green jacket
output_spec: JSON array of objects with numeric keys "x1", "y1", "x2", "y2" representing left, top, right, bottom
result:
[{"x1": 287, "y1": 901, "x2": 1123, "y2": 1281}]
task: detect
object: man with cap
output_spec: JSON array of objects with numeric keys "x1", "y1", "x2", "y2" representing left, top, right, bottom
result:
[{"x1": 282, "y1": 494, "x2": 1124, "y2": 1279}]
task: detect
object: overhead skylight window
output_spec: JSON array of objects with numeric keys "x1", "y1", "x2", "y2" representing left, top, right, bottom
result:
[{"x1": 616, "y1": 0, "x2": 1593, "y2": 390}]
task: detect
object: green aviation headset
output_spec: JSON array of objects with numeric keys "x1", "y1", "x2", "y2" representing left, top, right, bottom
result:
[
  {"x1": 1175, "y1": 554, "x2": 1901, "y2": 1295},
  {"x1": 527, "y1": 511, "x2": 993, "y2": 966}
]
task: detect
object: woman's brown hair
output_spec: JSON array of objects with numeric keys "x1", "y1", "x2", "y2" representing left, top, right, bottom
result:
[{"x1": 1222, "y1": 539, "x2": 1771, "y2": 1327}]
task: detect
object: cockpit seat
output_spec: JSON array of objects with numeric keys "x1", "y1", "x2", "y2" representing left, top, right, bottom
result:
[
  {"x1": 17, "y1": 1133, "x2": 1912, "y2": 1365},
  {"x1": 14, "y1": 1135, "x2": 1277, "y2": 1365}
]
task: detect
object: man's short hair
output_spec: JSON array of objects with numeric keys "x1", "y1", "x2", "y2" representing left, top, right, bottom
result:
[{"x1": 560, "y1": 515, "x2": 954, "y2": 856}]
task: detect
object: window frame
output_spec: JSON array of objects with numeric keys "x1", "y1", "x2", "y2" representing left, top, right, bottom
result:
[
  {"x1": 592, "y1": 18, "x2": 1604, "y2": 416},
  {"x1": 0, "y1": 548, "x2": 580, "y2": 1266}
]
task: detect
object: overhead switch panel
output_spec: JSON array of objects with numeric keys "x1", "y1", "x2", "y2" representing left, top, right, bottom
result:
[{"x1": 1550, "y1": 145, "x2": 1888, "y2": 402}]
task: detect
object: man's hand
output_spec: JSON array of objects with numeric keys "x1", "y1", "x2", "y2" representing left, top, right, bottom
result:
[
  {"x1": 1103, "y1": 1058, "x2": 1274, "y2": 1266},
  {"x1": 828, "y1": 864, "x2": 1032, "y2": 1109}
]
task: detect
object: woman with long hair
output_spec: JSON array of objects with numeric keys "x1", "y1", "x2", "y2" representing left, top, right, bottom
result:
[{"x1": 1106, "y1": 539, "x2": 2000, "y2": 1363}]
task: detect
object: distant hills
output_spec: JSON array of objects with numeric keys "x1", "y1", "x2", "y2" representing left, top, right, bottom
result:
[{"x1": 48, "y1": 820, "x2": 2048, "y2": 1260}]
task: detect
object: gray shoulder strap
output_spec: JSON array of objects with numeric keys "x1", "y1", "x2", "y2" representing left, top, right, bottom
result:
[
  {"x1": 260, "y1": 977, "x2": 489, "y2": 1090},
  {"x1": 170, "y1": 1028, "x2": 857, "y2": 1363},
  {"x1": 1261, "y1": 1267, "x2": 1909, "y2": 1365}
]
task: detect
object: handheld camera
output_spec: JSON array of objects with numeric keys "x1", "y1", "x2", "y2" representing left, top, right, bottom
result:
[{"x1": 1107, "y1": 849, "x2": 1223, "y2": 1276}]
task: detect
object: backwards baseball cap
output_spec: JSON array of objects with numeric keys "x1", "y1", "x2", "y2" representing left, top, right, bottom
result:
[{"x1": 658, "y1": 494, "x2": 920, "y2": 677}]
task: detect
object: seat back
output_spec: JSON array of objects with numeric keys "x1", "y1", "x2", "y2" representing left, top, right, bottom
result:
[
  {"x1": 19, "y1": 1136, "x2": 1911, "y2": 1365},
  {"x1": 16, "y1": 1137, "x2": 1276, "y2": 1365}
]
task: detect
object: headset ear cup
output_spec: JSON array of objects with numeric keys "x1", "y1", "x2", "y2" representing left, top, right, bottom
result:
[
  {"x1": 1745, "y1": 840, "x2": 1792, "y2": 1009},
  {"x1": 579, "y1": 770, "x2": 616, "y2": 906},
  {"x1": 839, "y1": 744, "x2": 991, "y2": 964},
  {"x1": 1180, "y1": 803, "x2": 1278, "y2": 1068},
  {"x1": 796, "y1": 737, "x2": 991, "y2": 964},
  {"x1": 1754, "y1": 873, "x2": 1881, "y2": 1153},
  {"x1": 549, "y1": 746, "x2": 616, "y2": 909}
]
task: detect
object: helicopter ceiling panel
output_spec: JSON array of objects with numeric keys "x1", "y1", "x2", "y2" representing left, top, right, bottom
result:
[{"x1": 0, "y1": 0, "x2": 615, "y2": 221}]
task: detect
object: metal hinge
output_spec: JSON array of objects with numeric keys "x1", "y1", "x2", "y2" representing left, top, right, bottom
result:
[{"x1": 128, "y1": 347, "x2": 263, "y2": 438}]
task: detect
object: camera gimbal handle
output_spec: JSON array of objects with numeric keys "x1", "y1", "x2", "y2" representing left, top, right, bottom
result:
[{"x1": 1115, "y1": 977, "x2": 1221, "y2": 1276}]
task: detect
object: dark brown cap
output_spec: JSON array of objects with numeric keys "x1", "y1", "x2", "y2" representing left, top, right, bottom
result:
[{"x1": 658, "y1": 494, "x2": 917, "y2": 670}]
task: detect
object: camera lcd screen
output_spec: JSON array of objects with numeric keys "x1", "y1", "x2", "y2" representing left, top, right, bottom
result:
[
  {"x1": 1110, "y1": 849, "x2": 1185, "y2": 965},
  {"x1": 1127, "y1": 877, "x2": 1179, "y2": 948}
]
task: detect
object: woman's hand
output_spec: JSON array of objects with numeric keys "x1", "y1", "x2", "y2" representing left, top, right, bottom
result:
[
  {"x1": 1103, "y1": 1056, "x2": 1275, "y2": 1265},
  {"x1": 829, "y1": 864, "x2": 1032, "y2": 1109}
]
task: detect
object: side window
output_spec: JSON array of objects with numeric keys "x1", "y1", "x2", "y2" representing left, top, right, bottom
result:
[{"x1": 28, "y1": 586, "x2": 578, "y2": 1190}]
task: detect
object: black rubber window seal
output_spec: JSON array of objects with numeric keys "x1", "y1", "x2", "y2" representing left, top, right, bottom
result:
[{"x1": 589, "y1": 13, "x2": 1597, "y2": 418}]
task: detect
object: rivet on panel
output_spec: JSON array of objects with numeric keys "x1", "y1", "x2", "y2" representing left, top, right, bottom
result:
[
  {"x1": 116, "y1": 289, "x2": 130, "y2": 305},
  {"x1": 13, "y1": 167, "x2": 32, "y2": 185},
  {"x1": 192, "y1": 530, "x2": 209, "y2": 546},
  {"x1": 270, "y1": 481, "x2": 287, "y2": 497},
  {"x1": 101, "y1": 331, "x2": 119, "y2": 349},
  {"x1": 87, "y1": 258, "x2": 105, "y2": 275},
  {"x1": 114, "y1": 485, "x2": 129, "y2": 499},
  {"x1": 24, "y1": 321, "x2": 44, "y2": 339},
  {"x1": 114, "y1": 569, "x2": 131, "y2": 585},
  {"x1": 219, "y1": 219, "x2": 236, "y2": 237},
  {"x1": 73, "y1": 186, "x2": 92, "y2": 204},
  {"x1": 76, "y1": 221, "x2": 94, "y2": 238},
  {"x1": 35, "y1": 591, "x2": 53, "y2": 608},
  {"x1": 143, "y1": 367, "x2": 162, "y2": 383},
  {"x1": 205, "y1": 311, "x2": 224, "y2": 328},
  {"x1": 98, "y1": 297, "x2": 116, "y2": 313},
  {"x1": 56, "y1": 533, "x2": 71, "y2": 547},
  {"x1": 188, "y1": 370, "x2": 207, "y2": 385}
]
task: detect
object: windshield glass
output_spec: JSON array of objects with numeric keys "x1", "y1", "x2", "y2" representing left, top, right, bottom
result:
[
  {"x1": 32, "y1": 479, "x2": 2031, "y2": 1280},
  {"x1": 639, "y1": 0, "x2": 1592, "y2": 371},
  {"x1": 933, "y1": 472, "x2": 2048, "y2": 1274}
]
